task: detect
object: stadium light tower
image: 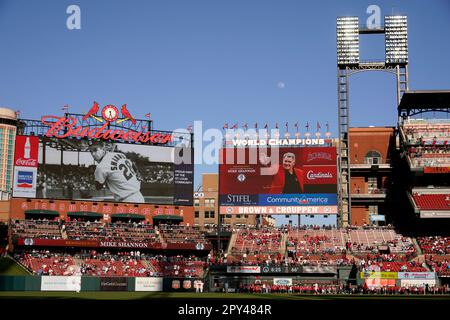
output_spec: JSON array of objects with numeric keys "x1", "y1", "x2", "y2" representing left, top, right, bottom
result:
[{"x1": 336, "y1": 15, "x2": 409, "y2": 227}]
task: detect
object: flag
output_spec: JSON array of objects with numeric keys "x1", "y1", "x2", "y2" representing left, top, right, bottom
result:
[
  {"x1": 223, "y1": 123, "x2": 228, "y2": 130},
  {"x1": 15, "y1": 110, "x2": 20, "y2": 117},
  {"x1": 243, "y1": 123, "x2": 248, "y2": 130},
  {"x1": 306, "y1": 122, "x2": 310, "y2": 131},
  {"x1": 294, "y1": 122, "x2": 299, "y2": 131},
  {"x1": 254, "y1": 122, "x2": 258, "y2": 129},
  {"x1": 326, "y1": 122, "x2": 330, "y2": 132},
  {"x1": 275, "y1": 123, "x2": 279, "y2": 129},
  {"x1": 285, "y1": 122, "x2": 288, "y2": 131},
  {"x1": 61, "y1": 105, "x2": 69, "y2": 111},
  {"x1": 264, "y1": 123, "x2": 268, "y2": 129},
  {"x1": 145, "y1": 113, "x2": 151, "y2": 118},
  {"x1": 317, "y1": 121, "x2": 321, "y2": 131},
  {"x1": 231, "y1": 123, "x2": 238, "y2": 129},
  {"x1": 187, "y1": 125, "x2": 193, "y2": 132}
]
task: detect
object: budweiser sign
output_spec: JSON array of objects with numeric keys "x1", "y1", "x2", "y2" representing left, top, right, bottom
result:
[{"x1": 41, "y1": 116, "x2": 172, "y2": 144}]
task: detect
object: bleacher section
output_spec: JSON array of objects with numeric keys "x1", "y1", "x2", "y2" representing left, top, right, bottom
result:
[
  {"x1": 347, "y1": 228, "x2": 415, "y2": 254},
  {"x1": 412, "y1": 193, "x2": 450, "y2": 210},
  {"x1": 400, "y1": 119, "x2": 450, "y2": 169},
  {"x1": 229, "y1": 228, "x2": 283, "y2": 261},
  {"x1": 8, "y1": 220, "x2": 450, "y2": 277},
  {"x1": 158, "y1": 225, "x2": 208, "y2": 244},
  {"x1": 14, "y1": 250, "x2": 207, "y2": 277},
  {"x1": 11, "y1": 219, "x2": 63, "y2": 240},
  {"x1": 417, "y1": 236, "x2": 450, "y2": 276},
  {"x1": 65, "y1": 221, "x2": 159, "y2": 242}
]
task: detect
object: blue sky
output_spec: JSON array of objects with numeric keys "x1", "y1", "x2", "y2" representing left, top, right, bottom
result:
[{"x1": 1, "y1": 0, "x2": 449, "y2": 225}]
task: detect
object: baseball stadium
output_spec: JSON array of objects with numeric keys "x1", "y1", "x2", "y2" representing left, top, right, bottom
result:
[{"x1": 1, "y1": 3, "x2": 450, "y2": 316}]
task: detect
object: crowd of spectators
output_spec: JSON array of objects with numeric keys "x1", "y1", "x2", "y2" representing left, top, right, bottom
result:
[
  {"x1": 418, "y1": 236, "x2": 450, "y2": 254},
  {"x1": 142, "y1": 164, "x2": 174, "y2": 184},
  {"x1": 235, "y1": 283, "x2": 450, "y2": 295},
  {"x1": 11, "y1": 219, "x2": 62, "y2": 240},
  {"x1": 401, "y1": 120, "x2": 450, "y2": 168},
  {"x1": 65, "y1": 220, "x2": 159, "y2": 242},
  {"x1": 14, "y1": 250, "x2": 75, "y2": 276},
  {"x1": 230, "y1": 228, "x2": 282, "y2": 259},
  {"x1": 158, "y1": 224, "x2": 208, "y2": 244},
  {"x1": 14, "y1": 249, "x2": 208, "y2": 278}
]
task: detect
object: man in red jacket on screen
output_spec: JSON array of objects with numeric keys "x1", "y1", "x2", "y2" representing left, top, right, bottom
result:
[{"x1": 269, "y1": 152, "x2": 304, "y2": 194}]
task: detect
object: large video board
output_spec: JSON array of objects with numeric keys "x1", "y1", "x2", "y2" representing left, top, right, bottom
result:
[
  {"x1": 219, "y1": 146, "x2": 337, "y2": 215},
  {"x1": 12, "y1": 135, "x2": 193, "y2": 205}
]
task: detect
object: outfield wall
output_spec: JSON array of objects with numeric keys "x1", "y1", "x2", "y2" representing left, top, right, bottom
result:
[{"x1": 0, "y1": 276, "x2": 204, "y2": 292}]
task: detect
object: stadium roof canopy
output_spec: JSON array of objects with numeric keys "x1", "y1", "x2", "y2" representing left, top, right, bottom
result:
[
  {"x1": 112, "y1": 213, "x2": 145, "y2": 220},
  {"x1": 398, "y1": 90, "x2": 450, "y2": 116},
  {"x1": 24, "y1": 209, "x2": 59, "y2": 216},
  {"x1": 67, "y1": 211, "x2": 103, "y2": 218}
]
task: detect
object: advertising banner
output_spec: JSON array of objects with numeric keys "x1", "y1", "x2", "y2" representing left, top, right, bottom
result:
[
  {"x1": 226, "y1": 266, "x2": 261, "y2": 274},
  {"x1": 365, "y1": 279, "x2": 396, "y2": 288},
  {"x1": 219, "y1": 147, "x2": 337, "y2": 213},
  {"x1": 370, "y1": 215, "x2": 386, "y2": 222},
  {"x1": 16, "y1": 237, "x2": 211, "y2": 251},
  {"x1": 397, "y1": 272, "x2": 436, "y2": 280},
  {"x1": 220, "y1": 205, "x2": 338, "y2": 215},
  {"x1": 13, "y1": 136, "x2": 39, "y2": 198},
  {"x1": 273, "y1": 278, "x2": 293, "y2": 286},
  {"x1": 41, "y1": 276, "x2": 81, "y2": 291},
  {"x1": 424, "y1": 167, "x2": 450, "y2": 174},
  {"x1": 400, "y1": 279, "x2": 437, "y2": 287},
  {"x1": 13, "y1": 167, "x2": 38, "y2": 198},
  {"x1": 302, "y1": 266, "x2": 337, "y2": 274},
  {"x1": 360, "y1": 272, "x2": 397, "y2": 279},
  {"x1": 135, "y1": 277, "x2": 163, "y2": 291},
  {"x1": 14, "y1": 136, "x2": 39, "y2": 168},
  {"x1": 258, "y1": 194, "x2": 337, "y2": 206},
  {"x1": 100, "y1": 277, "x2": 128, "y2": 291}
]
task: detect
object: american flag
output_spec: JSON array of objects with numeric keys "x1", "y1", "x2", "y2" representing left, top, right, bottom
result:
[{"x1": 61, "y1": 105, "x2": 69, "y2": 111}]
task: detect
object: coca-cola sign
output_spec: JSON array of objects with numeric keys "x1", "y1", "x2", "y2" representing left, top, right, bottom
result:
[
  {"x1": 16, "y1": 158, "x2": 38, "y2": 167},
  {"x1": 14, "y1": 136, "x2": 39, "y2": 168},
  {"x1": 41, "y1": 116, "x2": 172, "y2": 145}
]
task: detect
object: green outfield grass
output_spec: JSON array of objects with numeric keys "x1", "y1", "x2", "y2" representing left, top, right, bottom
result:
[
  {"x1": 0, "y1": 291, "x2": 449, "y2": 300},
  {"x1": 0, "y1": 257, "x2": 30, "y2": 276}
]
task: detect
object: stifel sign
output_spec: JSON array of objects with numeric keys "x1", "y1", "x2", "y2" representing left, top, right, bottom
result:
[{"x1": 41, "y1": 115, "x2": 172, "y2": 144}]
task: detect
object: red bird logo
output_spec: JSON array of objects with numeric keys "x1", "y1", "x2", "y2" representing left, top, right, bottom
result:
[
  {"x1": 82, "y1": 101, "x2": 100, "y2": 121},
  {"x1": 121, "y1": 104, "x2": 136, "y2": 124}
]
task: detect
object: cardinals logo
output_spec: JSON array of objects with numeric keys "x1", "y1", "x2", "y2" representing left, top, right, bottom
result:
[{"x1": 83, "y1": 101, "x2": 137, "y2": 125}]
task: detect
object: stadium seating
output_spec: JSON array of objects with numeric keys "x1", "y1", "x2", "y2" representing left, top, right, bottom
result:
[
  {"x1": 229, "y1": 228, "x2": 283, "y2": 261},
  {"x1": 158, "y1": 225, "x2": 208, "y2": 244},
  {"x1": 347, "y1": 228, "x2": 415, "y2": 254},
  {"x1": 65, "y1": 220, "x2": 159, "y2": 242},
  {"x1": 11, "y1": 219, "x2": 63, "y2": 240},
  {"x1": 412, "y1": 193, "x2": 450, "y2": 210},
  {"x1": 400, "y1": 119, "x2": 450, "y2": 168}
]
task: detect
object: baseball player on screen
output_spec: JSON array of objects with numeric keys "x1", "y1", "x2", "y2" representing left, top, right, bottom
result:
[{"x1": 88, "y1": 141, "x2": 145, "y2": 203}]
